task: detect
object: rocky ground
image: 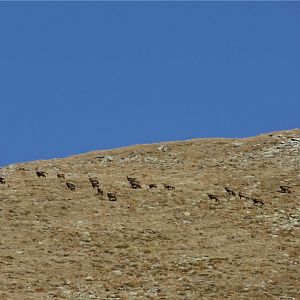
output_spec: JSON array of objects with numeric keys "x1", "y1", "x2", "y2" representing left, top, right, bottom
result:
[{"x1": 0, "y1": 129, "x2": 299, "y2": 300}]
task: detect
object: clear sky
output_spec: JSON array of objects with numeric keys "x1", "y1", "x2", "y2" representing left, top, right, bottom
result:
[{"x1": 1, "y1": 2, "x2": 299, "y2": 167}]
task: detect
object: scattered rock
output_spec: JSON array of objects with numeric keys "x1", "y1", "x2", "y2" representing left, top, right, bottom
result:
[
  {"x1": 157, "y1": 144, "x2": 169, "y2": 152},
  {"x1": 85, "y1": 275, "x2": 94, "y2": 281},
  {"x1": 80, "y1": 231, "x2": 92, "y2": 242},
  {"x1": 112, "y1": 270, "x2": 122, "y2": 276}
]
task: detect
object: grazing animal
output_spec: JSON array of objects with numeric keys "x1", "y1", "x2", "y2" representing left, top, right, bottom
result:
[
  {"x1": 36, "y1": 170, "x2": 46, "y2": 178},
  {"x1": 89, "y1": 177, "x2": 100, "y2": 189},
  {"x1": 107, "y1": 192, "x2": 117, "y2": 201},
  {"x1": 279, "y1": 185, "x2": 291, "y2": 194},
  {"x1": 127, "y1": 176, "x2": 137, "y2": 182},
  {"x1": 149, "y1": 184, "x2": 157, "y2": 189},
  {"x1": 239, "y1": 191, "x2": 246, "y2": 199},
  {"x1": 0, "y1": 176, "x2": 5, "y2": 184},
  {"x1": 251, "y1": 197, "x2": 264, "y2": 206},
  {"x1": 127, "y1": 176, "x2": 142, "y2": 189},
  {"x1": 57, "y1": 173, "x2": 65, "y2": 179},
  {"x1": 96, "y1": 187, "x2": 104, "y2": 197},
  {"x1": 239, "y1": 193, "x2": 264, "y2": 206},
  {"x1": 130, "y1": 181, "x2": 142, "y2": 189},
  {"x1": 207, "y1": 194, "x2": 219, "y2": 202},
  {"x1": 66, "y1": 182, "x2": 76, "y2": 191},
  {"x1": 224, "y1": 187, "x2": 236, "y2": 196},
  {"x1": 164, "y1": 184, "x2": 175, "y2": 191}
]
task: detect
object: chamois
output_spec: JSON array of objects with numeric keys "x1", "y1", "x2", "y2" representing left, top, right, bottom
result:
[
  {"x1": 66, "y1": 182, "x2": 76, "y2": 191},
  {"x1": 89, "y1": 177, "x2": 100, "y2": 189},
  {"x1": 239, "y1": 191, "x2": 246, "y2": 199},
  {"x1": 224, "y1": 187, "x2": 236, "y2": 196},
  {"x1": 36, "y1": 170, "x2": 46, "y2": 178},
  {"x1": 251, "y1": 197, "x2": 264, "y2": 206},
  {"x1": 207, "y1": 194, "x2": 219, "y2": 202},
  {"x1": 279, "y1": 185, "x2": 291, "y2": 194},
  {"x1": 96, "y1": 187, "x2": 104, "y2": 197},
  {"x1": 164, "y1": 184, "x2": 175, "y2": 191},
  {"x1": 57, "y1": 173, "x2": 65, "y2": 179},
  {"x1": 107, "y1": 192, "x2": 117, "y2": 201},
  {"x1": 149, "y1": 183, "x2": 157, "y2": 189},
  {"x1": 127, "y1": 176, "x2": 142, "y2": 189}
]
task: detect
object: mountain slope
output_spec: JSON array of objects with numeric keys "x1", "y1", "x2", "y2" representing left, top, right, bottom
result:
[{"x1": 0, "y1": 129, "x2": 299, "y2": 300}]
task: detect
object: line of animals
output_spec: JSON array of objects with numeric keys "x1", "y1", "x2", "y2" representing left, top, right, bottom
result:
[
  {"x1": 207, "y1": 185, "x2": 292, "y2": 207},
  {"x1": 37, "y1": 170, "x2": 119, "y2": 201},
  {"x1": 0, "y1": 170, "x2": 176, "y2": 202},
  {"x1": 126, "y1": 176, "x2": 175, "y2": 191},
  {"x1": 0, "y1": 171, "x2": 292, "y2": 205}
]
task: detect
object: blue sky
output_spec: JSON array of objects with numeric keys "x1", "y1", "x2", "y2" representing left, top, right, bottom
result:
[{"x1": 1, "y1": 2, "x2": 299, "y2": 166}]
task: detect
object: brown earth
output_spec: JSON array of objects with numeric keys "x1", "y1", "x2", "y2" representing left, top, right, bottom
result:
[{"x1": 0, "y1": 129, "x2": 299, "y2": 300}]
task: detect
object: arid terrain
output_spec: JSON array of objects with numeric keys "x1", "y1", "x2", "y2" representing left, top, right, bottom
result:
[{"x1": 0, "y1": 129, "x2": 299, "y2": 300}]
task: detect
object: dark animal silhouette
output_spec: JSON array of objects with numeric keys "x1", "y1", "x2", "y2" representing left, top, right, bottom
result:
[
  {"x1": 130, "y1": 181, "x2": 142, "y2": 189},
  {"x1": 239, "y1": 192, "x2": 264, "y2": 206},
  {"x1": 89, "y1": 177, "x2": 100, "y2": 189},
  {"x1": 107, "y1": 192, "x2": 117, "y2": 201},
  {"x1": 0, "y1": 176, "x2": 5, "y2": 184},
  {"x1": 251, "y1": 197, "x2": 264, "y2": 206},
  {"x1": 66, "y1": 182, "x2": 76, "y2": 191},
  {"x1": 239, "y1": 191, "x2": 246, "y2": 199},
  {"x1": 36, "y1": 170, "x2": 46, "y2": 178},
  {"x1": 279, "y1": 185, "x2": 291, "y2": 193},
  {"x1": 149, "y1": 184, "x2": 157, "y2": 189},
  {"x1": 57, "y1": 173, "x2": 65, "y2": 179},
  {"x1": 164, "y1": 184, "x2": 175, "y2": 191},
  {"x1": 127, "y1": 176, "x2": 137, "y2": 182},
  {"x1": 207, "y1": 194, "x2": 219, "y2": 202},
  {"x1": 224, "y1": 187, "x2": 236, "y2": 196},
  {"x1": 96, "y1": 187, "x2": 104, "y2": 197},
  {"x1": 127, "y1": 176, "x2": 142, "y2": 189}
]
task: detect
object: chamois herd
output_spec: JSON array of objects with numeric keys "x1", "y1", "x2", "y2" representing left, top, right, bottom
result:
[
  {"x1": 0, "y1": 170, "x2": 176, "y2": 202},
  {"x1": 0, "y1": 170, "x2": 292, "y2": 205},
  {"x1": 207, "y1": 184, "x2": 292, "y2": 206}
]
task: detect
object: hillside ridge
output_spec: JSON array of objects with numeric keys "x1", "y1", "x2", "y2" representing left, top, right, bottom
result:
[
  {"x1": 2, "y1": 128, "x2": 299, "y2": 169},
  {"x1": 0, "y1": 129, "x2": 299, "y2": 299}
]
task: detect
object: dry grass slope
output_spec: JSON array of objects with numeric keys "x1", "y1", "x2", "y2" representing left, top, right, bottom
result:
[{"x1": 0, "y1": 129, "x2": 299, "y2": 300}]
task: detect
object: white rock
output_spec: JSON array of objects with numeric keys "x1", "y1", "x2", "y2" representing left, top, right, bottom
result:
[
  {"x1": 232, "y1": 142, "x2": 243, "y2": 147},
  {"x1": 157, "y1": 145, "x2": 169, "y2": 152},
  {"x1": 85, "y1": 275, "x2": 94, "y2": 281},
  {"x1": 80, "y1": 231, "x2": 91, "y2": 242},
  {"x1": 112, "y1": 270, "x2": 122, "y2": 276}
]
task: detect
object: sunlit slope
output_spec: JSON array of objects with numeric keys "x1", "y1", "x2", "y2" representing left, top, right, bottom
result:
[{"x1": 0, "y1": 129, "x2": 299, "y2": 300}]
